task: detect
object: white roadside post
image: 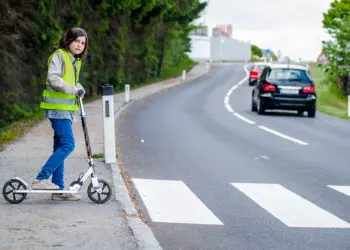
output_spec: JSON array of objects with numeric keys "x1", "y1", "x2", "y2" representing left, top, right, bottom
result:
[
  {"x1": 182, "y1": 69, "x2": 186, "y2": 82},
  {"x1": 348, "y1": 94, "x2": 350, "y2": 117},
  {"x1": 125, "y1": 83, "x2": 130, "y2": 103},
  {"x1": 101, "y1": 84, "x2": 116, "y2": 164}
]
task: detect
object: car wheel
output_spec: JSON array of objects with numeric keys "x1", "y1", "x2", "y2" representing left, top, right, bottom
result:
[
  {"x1": 257, "y1": 98, "x2": 265, "y2": 115},
  {"x1": 248, "y1": 79, "x2": 253, "y2": 86},
  {"x1": 251, "y1": 98, "x2": 257, "y2": 112},
  {"x1": 308, "y1": 106, "x2": 316, "y2": 118}
]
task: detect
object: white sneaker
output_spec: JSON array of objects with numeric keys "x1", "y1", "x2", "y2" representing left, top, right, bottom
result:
[{"x1": 32, "y1": 179, "x2": 59, "y2": 190}]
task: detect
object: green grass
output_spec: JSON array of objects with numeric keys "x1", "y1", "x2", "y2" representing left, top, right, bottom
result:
[
  {"x1": 92, "y1": 153, "x2": 118, "y2": 159},
  {"x1": 131, "y1": 56, "x2": 198, "y2": 89},
  {"x1": 92, "y1": 153, "x2": 104, "y2": 158},
  {"x1": 0, "y1": 129, "x2": 22, "y2": 146},
  {"x1": 310, "y1": 67, "x2": 349, "y2": 119},
  {"x1": 0, "y1": 113, "x2": 44, "y2": 150}
]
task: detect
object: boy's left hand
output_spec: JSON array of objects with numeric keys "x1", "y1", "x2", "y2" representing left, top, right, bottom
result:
[{"x1": 77, "y1": 89, "x2": 85, "y2": 98}]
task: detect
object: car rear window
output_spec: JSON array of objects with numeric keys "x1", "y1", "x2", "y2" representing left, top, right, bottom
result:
[
  {"x1": 254, "y1": 65, "x2": 265, "y2": 70},
  {"x1": 267, "y1": 68, "x2": 312, "y2": 83}
]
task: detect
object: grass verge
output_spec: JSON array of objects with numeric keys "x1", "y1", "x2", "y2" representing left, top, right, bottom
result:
[
  {"x1": 310, "y1": 66, "x2": 349, "y2": 119},
  {"x1": 130, "y1": 55, "x2": 198, "y2": 89},
  {"x1": 0, "y1": 113, "x2": 44, "y2": 151}
]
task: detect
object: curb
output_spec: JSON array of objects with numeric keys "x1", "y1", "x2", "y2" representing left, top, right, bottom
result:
[
  {"x1": 111, "y1": 101, "x2": 162, "y2": 250},
  {"x1": 110, "y1": 65, "x2": 210, "y2": 250}
]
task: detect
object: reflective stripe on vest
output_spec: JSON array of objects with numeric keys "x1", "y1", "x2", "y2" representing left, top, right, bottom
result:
[{"x1": 40, "y1": 49, "x2": 82, "y2": 111}]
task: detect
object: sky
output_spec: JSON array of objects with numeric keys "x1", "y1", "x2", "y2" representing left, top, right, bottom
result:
[{"x1": 202, "y1": 0, "x2": 333, "y2": 61}]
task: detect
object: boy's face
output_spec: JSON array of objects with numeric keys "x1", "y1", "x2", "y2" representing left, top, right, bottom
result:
[{"x1": 69, "y1": 36, "x2": 86, "y2": 56}]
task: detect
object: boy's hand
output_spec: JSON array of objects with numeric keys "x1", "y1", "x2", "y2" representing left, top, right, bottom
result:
[{"x1": 77, "y1": 89, "x2": 85, "y2": 98}]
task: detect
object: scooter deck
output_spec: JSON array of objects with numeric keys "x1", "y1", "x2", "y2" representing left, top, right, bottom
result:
[{"x1": 13, "y1": 189, "x2": 78, "y2": 194}]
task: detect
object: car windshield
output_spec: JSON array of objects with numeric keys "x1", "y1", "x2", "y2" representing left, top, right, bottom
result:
[{"x1": 267, "y1": 68, "x2": 312, "y2": 83}]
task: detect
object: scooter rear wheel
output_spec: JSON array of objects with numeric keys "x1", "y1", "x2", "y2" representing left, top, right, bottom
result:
[
  {"x1": 2, "y1": 179, "x2": 27, "y2": 204},
  {"x1": 87, "y1": 179, "x2": 112, "y2": 204}
]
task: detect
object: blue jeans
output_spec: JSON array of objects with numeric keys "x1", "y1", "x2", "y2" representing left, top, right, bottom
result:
[{"x1": 36, "y1": 119, "x2": 75, "y2": 190}]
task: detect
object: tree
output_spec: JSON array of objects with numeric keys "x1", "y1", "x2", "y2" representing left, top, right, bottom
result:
[
  {"x1": 0, "y1": 0, "x2": 209, "y2": 128},
  {"x1": 251, "y1": 44, "x2": 263, "y2": 58},
  {"x1": 322, "y1": 0, "x2": 350, "y2": 93}
]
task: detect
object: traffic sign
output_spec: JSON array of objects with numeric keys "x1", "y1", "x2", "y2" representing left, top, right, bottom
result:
[{"x1": 317, "y1": 51, "x2": 329, "y2": 64}]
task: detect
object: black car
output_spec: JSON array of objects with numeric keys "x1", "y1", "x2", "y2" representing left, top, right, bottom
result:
[{"x1": 251, "y1": 64, "x2": 316, "y2": 117}]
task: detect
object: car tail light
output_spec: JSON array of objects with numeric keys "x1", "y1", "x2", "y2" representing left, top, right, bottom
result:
[
  {"x1": 250, "y1": 71, "x2": 258, "y2": 79},
  {"x1": 262, "y1": 82, "x2": 276, "y2": 92},
  {"x1": 302, "y1": 85, "x2": 315, "y2": 93}
]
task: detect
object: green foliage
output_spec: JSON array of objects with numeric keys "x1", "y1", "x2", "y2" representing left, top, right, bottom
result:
[
  {"x1": 250, "y1": 44, "x2": 278, "y2": 62},
  {"x1": 251, "y1": 44, "x2": 263, "y2": 58},
  {"x1": 0, "y1": 0, "x2": 207, "y2": 130},
  {"x1": 322, "y1": 0, "x2": 350, "y2": 78},
  {"x1": 323, "y1": 0, "x2": 350, "y2": 35}
]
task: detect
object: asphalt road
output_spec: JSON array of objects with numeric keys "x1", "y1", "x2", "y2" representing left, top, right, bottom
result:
[{"x1": 117, "y1": 64, "x2": 350, "y2": 250}]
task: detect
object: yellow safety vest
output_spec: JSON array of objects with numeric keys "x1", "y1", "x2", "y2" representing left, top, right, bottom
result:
[{"x1": 40, "y1": 49, "x2": 82, "y2": 111}]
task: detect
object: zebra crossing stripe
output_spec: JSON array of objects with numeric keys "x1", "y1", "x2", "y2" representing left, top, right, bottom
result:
[
  {"x1": 231, "y1": 183, "x2": 350, "y2": 228},
  {"x1": 328, "y1": 185, "x2": 350, "y2": 196},
  {"x1": 132, "y1": 178, "x2": 223, "y2": 225}
]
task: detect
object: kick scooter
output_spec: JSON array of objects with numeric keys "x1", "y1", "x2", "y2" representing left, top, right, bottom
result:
[{"x1": 2, "y1": 94, "x2": 112, "y2": 204}]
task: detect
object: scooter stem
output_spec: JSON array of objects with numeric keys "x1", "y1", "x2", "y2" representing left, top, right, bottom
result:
[{"x1": 79, "y1": 97, "x2": 93, "y2": 164}]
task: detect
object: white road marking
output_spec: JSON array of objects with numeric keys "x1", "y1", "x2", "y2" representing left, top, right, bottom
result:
[
  {"x1": 225, "y1": 104, "x2": 234, "y2": 113},
  {"x1": 328, "y1": 185, "x2": 350, "y2": 196},
  {"x1": 260, "y1": 156, "x2": 269, "y2": 160},
  {"x1": 233, "y1": 113, "x2": 255, "y2": 124},
  {"x1": 258, "y1": 126, "x2": 309, "y2": 146},
  {"x1": 224, "y1": 68, "x2": 252, "y2": 123},
  {"x1": 223, "y1": 65, "x2": 309, "y2": 145},
  {"x1": 132, "y1": 178, "x2": 223, "y2": 225},
  {"x1": 231, "y1": 183, "x2": 350, "y2": 228}
]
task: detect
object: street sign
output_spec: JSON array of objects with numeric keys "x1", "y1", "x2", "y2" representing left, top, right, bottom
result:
[{"x1": 317, "y1": 51, "x2": 329, "y2": 64}]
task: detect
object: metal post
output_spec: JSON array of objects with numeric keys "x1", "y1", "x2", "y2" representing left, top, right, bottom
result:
[
  {"x1": 182, "y1": 70, "x2": 186, "y2": 82},
  {"x1": 101, "y1": 84, "x2": 116, "y2": 163},
  {"x1": 322, "y1": 65, "x2": 326, "y2": 82}
]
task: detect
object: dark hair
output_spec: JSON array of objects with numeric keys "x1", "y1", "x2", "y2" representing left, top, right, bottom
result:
[{"x1": 58, "y1": 27, "x2": 88, "y2": 59}]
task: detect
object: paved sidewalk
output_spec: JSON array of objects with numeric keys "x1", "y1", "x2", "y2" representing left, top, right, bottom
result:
[{"x1": 0, "y1": 62, "x2": 209, "y2": 250}]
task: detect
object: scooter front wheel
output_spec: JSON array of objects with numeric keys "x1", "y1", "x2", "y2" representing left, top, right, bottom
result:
[
  {"x1": 2, "y1": 179, "x2": 28, "y2": 204},
  {"x1": 87, "y1": 179, "x2": 112, "y2": 204}
]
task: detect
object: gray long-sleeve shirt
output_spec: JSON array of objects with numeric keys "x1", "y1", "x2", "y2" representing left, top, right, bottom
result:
[{"x1": 44, "y1": 51, "x2": 84, "y2": 122}]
